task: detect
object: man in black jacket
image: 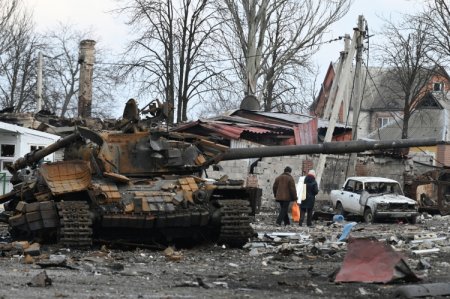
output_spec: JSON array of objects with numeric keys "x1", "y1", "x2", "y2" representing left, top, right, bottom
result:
[
  {"x1": 273, "y1": 166, "x2": 298, "y2": 226},
  {"x1": 299, "y1": 169, "x2": 319, "y2": 227}
]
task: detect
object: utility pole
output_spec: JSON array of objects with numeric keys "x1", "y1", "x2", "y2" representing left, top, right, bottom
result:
[
  {"x1": 36, "y1": 51, "x2": 43, "y2": 113},
  {"x1": 323, "y1": 34, "x2": 350, "y2": 119},
  {"x1": 347, "y1": 15, "x2": 366, "y2": 177},
  {"x1": 315, "y1": 29, "x2": 358, "y2": 187},
  {"x1": 78, "y1": 40, "x2": 96, "y2": 118}
]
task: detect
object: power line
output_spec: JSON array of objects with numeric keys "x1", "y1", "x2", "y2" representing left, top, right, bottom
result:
[{"x1": 93, "y1": 36, "x2": 349, "y2": 66}]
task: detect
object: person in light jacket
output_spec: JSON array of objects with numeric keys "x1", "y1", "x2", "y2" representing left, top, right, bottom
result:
[
  {"x1": 299, "y1": 169, "x2": 319, "y2": 227},
  {"x1": 273, "y1": 166, "x2": 298, "y2": 226}
]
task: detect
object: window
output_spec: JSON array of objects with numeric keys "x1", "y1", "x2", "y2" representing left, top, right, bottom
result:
[
  {"x1": 1, "y1": 160, "x2": 13, "y2": 172},
  {"x1": 344, "y1": 180, "x2": 357, "y2": 192},
  {"x1": 377, "y1": 117, "x2": 392, "y2": 128},
  {"x1": 434, "y1": 82, "x2": 444, "y2": 91},
  {"x1": 1, "y1": 144, "x2": 15, "y2": 157}
]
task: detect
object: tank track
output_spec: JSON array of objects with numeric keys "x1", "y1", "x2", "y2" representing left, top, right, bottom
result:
[
  {"x1": 217, "y1": 199, "x2": 254, "y2": 247},
  {"x1": 57, "y1": 201, "x2": 93, "y2": 246}
]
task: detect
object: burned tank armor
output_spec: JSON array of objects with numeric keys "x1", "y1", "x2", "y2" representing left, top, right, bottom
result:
[{"x1": 1, "y1": 100, "x2": 440, "y2": 248}]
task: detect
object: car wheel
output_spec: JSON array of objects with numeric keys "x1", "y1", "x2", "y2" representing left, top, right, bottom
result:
[
  {"x1": 409, "y1": 215, "x2": 417, "y2": 224},
  {"x1": 364, "y1": 208, "x2": 374, "y2": 224},
  {"x1": 335, "y1": 202, "x2": 347, "y2": 216}
]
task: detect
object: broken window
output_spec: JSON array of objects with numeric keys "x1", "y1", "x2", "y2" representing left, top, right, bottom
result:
[
  {"x1": 433, "y1": 82, "x2": 443, "y2": 91},
  {"x1": 1, "y1": 144, "x2": 15, "y2": 157},
  {"x1": 344, "y1": 180, "x2": 357, "y2": 192},
  {"x1": 377, "y1": 117, "x2": 392, "y2": 128}
]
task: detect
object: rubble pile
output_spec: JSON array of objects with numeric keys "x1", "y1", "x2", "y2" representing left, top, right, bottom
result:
[
  {"x1": 250, "y1": 211, "x2": 450, "y2": 256},
  {"x1": 0, "y1": 212, "x2": 450, "y2": 298}
]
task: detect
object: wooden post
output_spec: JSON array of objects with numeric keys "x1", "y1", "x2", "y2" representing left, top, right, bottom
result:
[{"x1": 78, "y1": 40, "x2": 96, "y2": 118}]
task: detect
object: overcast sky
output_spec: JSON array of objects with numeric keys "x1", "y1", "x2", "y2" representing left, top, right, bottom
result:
[{"x1": 28, "y1": 0, "x2": 425, "y2": 116}]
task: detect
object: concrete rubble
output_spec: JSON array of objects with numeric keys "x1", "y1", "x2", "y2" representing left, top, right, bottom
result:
[
  {"x1": 248, "y1": 211, "x2": 450, "y2": 260},
  {"x1": 0, "y1": 208, "x2": 450, "y2": 297}
]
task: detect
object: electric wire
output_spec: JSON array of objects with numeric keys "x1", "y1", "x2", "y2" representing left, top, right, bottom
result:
[{"x1": 90, "y1": 36, "x2": 349, "y2": 66}]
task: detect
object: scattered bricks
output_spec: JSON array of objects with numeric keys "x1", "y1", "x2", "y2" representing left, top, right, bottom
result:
[
  {"x1": 8, "y1": 214, "x2": 27, "y2": 227},
  {"x1": 12, "y1": 241, "x2": 30, "y2": 250},
  {"x1": 24, "y1": 243, "x2": 41, "y2": 256},
  {"x1": 0, "y1": 243, "x2": 13, "y2": 251},
  {"x1": 26, "y1": 202, "x2": 41, "y2": 213},
  {"x1": 23, "y1": 254, "x2": 35, "y2": 264},
  {"x1": 15, "y1": 201, "x2": 27, "y2": 213}
]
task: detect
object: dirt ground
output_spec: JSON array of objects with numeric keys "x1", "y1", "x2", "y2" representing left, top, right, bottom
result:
[{"x1": 1, "y1": 205, "x2": 450, "y2": 299}]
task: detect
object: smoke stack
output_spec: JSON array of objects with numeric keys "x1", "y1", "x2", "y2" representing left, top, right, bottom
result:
[{"x1": 78, "y1": 39, "x2": 96, "y2": 118}]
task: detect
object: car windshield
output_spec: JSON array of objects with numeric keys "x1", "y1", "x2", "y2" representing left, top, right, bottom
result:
[{"x1": 365, "y1": 182, "x2": 403, "y2": 195}]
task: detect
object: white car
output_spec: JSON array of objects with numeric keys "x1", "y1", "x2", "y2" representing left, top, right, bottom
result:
[{"x1": 330, "y1": 176, "x2": 419, "y2": 223}]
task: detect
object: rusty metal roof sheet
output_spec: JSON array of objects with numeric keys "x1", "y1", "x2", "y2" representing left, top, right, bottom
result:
[
  {"x1": 174, "y1": 118, "x2": 287, "y2": 140},
  {"x1": 335, "y1": 237, "x2": 420, "y2": 283},
  {"x1": 231, "y1": 110, "x2": 348, "y2": 129},
  {"x1": 203, "y1": 122, "x2": 278, "y2": 139}
]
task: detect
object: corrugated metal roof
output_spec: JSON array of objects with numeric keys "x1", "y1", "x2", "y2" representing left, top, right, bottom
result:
[
  {"x1": 205, "y1": 122, "x2": 277, "y2": 139},
  {"x1": 249, "y1": 111, "x2": 348, "y2": 129},
  {"x1": 206, "y1": 115, "x2": 293, "y2": 130},
  {"x1": 174, "y1": 109, "x2": 348, "y2": 143}
]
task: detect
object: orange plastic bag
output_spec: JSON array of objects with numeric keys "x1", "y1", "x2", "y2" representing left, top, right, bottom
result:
[{"x1": 291, "y1": 203, "x2": 300, "y2": 222}]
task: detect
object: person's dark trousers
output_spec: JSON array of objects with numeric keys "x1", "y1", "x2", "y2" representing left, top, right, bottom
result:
[
  {"x1": 299, "y1": 208, "x2": 313, "y2": 226},
  {"x1": 276, "y1": 201, "x2": 291, "y2": 225}
]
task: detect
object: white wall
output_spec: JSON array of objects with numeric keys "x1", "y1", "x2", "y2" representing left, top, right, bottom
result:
[{"x1": 0, "y1": 130, "x2": 59, "y2": 195}]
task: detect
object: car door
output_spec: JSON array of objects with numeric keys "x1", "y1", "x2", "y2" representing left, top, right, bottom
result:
[{"x1": 343, "y1": 179, "x2": 363, "y2": 214}]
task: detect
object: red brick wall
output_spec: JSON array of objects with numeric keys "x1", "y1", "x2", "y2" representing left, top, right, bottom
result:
[
  {"x1": 302, "y1": 159, "x2": 314, "y2": 175},
  {"x1": 437, "y1": 144, "x2": 450, "y2": 166}
]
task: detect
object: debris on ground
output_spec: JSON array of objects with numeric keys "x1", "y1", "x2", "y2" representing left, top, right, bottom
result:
[
  {"x1": 27, "y1": 271, "x2": 52, "y2": 287},
  {"x1": 0, "y1": 209, "x2": 450, "y2": 297},
  {"x1": 334, "y1": 237, "x2": 420, "y2": 283}
]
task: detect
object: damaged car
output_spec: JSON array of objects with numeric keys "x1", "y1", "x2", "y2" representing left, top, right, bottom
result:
[{"x1": 331, "y1": 177, "x2": 419, "y2": 224}]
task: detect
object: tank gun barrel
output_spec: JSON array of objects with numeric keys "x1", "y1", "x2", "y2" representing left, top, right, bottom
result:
[
  {"x1": 217, "y1": 138, "x2": 439, "y2": 162},
  {"x1": 7, "y1": 132, "x2": 81, "y2": 174}
]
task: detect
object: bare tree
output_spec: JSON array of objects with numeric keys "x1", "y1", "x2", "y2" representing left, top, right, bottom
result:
[
  {"x1": 117, "y1": 0, "x2": 222, "y2": 123},
  {"x1": 214, "y1": 0, "x2": 351, "y2": 112},
  {"x1": 375, "y1": 17, "x2": 440, "y2": 139},
  {"x1": 422, "y1": 0, "x2": 450, "y2": 63},
  {"x1": 42, "y1": 24, "x2": 119, "y2": 118},
  {"x1": 0, "y1": 0, "x2": 18, "y2": 54},
  {"x1": 0, "y1": 2, "x2": 40, "y2": 112}
]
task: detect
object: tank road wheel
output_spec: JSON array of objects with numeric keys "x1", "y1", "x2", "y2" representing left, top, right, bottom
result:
[
  {"x1": 364, "y1": 208, "x2": 374, "y2": 224},
  {"x1": 57, "y1": 201, "x2": 93, "y2": 247},
  {"x1": 217, "y1": 199, "x2": 254, "y2": 248}
]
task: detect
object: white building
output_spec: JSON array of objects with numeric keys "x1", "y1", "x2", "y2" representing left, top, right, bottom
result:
[{"x1": 0, "y1": 122, "x2": 60, "y2": 194}]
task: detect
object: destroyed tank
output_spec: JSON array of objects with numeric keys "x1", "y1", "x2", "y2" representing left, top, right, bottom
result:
[{"x1": 0, "y1": 99, "x2": 440, "y2": 248}]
